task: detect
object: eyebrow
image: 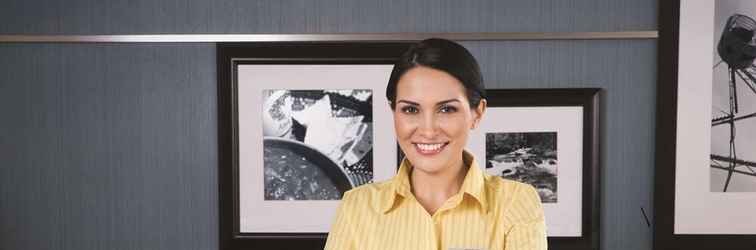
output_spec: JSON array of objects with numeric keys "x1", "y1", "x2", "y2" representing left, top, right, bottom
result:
[{"x1": 396, "y1": 99, "x2": 461, "y2": 106}]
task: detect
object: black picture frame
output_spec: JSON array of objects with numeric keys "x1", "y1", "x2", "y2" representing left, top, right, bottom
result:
[
  {"x1": 217, "y1": 42, "x2": 411, "y2": 250},
  {"x1": 655, "y1": 1, "x2": 756, "y2": 249},
  {"x1": 482, "y1": 89, "x2": 601, "y2": 250}
]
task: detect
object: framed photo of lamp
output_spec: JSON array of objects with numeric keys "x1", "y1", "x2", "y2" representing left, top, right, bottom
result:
[
  {"x1": 655, "y1": 0, "x2": 756, "y2": 249},
  {"x1": 217, "y1": 42, "x2": 410, "y2": 250},
  {"x1": 465, "y1": 88, "x2": 600, "y2": 250}
]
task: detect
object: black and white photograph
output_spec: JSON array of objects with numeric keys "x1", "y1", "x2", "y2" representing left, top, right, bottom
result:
[
  {"x1": 234, "y1": 63, "x2": 399, "y2": 234},
  {"x1": 656, "y1": 0, "x2": 756, "y2": 240},
  {"x1": 262, "y1": 89, "x2": 374, "y2": 200},
  {"x1": 485, "y1": 132, "x2": 558, "y2": 203},
  {"x1": 465, "y1": 88, "x2": 599, "y2": 240},
  {"x1": 221, "y1": 43, "x2": 404, "y2": 236},
  {"x1": 710, "y1": 0, "x2": 756, "y2": 192}
]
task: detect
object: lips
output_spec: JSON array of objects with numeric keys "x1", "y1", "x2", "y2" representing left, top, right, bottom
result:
[{"x1": 413, "y1": 142, "x2": 449, "y2": 155}]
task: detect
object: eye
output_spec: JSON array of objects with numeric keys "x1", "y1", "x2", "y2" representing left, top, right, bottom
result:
[
  {"x1": 400, "y1": 106, "x2": 419, "y2": 114},
  {"x1": 439, "y1": 105, "x2": 457, "y2": 113}
]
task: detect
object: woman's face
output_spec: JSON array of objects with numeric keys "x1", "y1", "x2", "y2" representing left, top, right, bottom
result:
[{"x1": 393, "y1": 66, "x2": 486, "y2": 175}]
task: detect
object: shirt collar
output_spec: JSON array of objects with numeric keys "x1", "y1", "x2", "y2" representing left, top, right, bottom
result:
[{"x1": 381, "y1": 150, "x2": 488, "y2": 214}]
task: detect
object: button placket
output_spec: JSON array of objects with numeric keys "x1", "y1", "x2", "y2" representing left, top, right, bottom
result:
[{"x1": 432, "y1": 213, "x2": 443, "y2": 250}]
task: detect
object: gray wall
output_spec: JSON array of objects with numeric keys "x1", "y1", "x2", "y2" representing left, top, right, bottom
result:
[{"x1": 0, "y1": 1, "x2": 657, "y2": 250}]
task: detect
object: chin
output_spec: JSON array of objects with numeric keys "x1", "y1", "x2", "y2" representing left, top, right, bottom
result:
[
  {"x1": 407, "y1": 157, "x2": 448, "y2": 174},
  {"x1": 402, "y1": 142, "x2": 460, "y2": 174}
]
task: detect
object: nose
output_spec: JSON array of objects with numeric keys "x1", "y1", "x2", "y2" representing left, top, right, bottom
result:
[{"x1": 417, "y1": 112, "x2": 439, "y2": 138}]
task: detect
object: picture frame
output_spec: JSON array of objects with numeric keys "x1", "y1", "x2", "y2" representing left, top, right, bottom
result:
[
  {"x1": 217, "y1": 42, "x2": 410, "y2": 250},
  {"x1": 655, "y1": 0, "x2": 756, "y2": 249},
  {"x1": 471, "y1": 89, "x2": 601, "y2": 250}
]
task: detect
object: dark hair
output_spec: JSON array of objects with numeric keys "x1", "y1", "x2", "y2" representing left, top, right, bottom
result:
[{"x1": 386, "y1": 38, "x2": 486, "y2": 110}]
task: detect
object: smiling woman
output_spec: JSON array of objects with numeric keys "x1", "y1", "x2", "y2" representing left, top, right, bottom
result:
[
  {"x1": 324, "y1": 38, "x2": 548, "y2": 250},
  {"x1": 392, "y1": 66, "x2": 481, "y2": 181}
]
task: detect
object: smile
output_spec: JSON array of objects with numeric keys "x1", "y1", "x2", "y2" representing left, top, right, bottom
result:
[{"x1": 413, "y1": 142, "x2": 449, "y2": 155}]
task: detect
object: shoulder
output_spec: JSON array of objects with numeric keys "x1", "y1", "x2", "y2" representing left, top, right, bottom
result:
[
  {"x1": 338, "y1": 179, "x2": 395, "y2": 211},
  {"x1": 484, "y1": 174, "x2": 539, "y2": 200},
  {"x1": 343, "y1": 178, "x2": 394, "y2": 199},
  {"x1": 485, "y1": 176, "x2": 544, "y2": 222}
]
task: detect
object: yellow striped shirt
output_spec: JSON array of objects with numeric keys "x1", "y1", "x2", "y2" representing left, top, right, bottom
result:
[{"x1": 324, "y1": 150, "x2": 547, "y2": 250}]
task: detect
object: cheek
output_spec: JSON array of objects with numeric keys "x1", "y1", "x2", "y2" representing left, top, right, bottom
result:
[
  {"x1": 441, "y1": 112, "x2": 472, "y2": 126},
  {"x1": 439, "y1": 114, "x2": 473, "y2": 140},
  {"x1": 392, "y1": 113, "x2": 416, "y2": 139}
]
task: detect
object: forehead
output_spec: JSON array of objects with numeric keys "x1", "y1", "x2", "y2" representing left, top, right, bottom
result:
[{"x1": 395, "y1": 66, "x2": 467, "y2": 103}]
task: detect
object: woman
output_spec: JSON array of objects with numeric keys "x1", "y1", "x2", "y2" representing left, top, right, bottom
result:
[{"x1": 324, "y1": 38, "x2": 547, "y2": 250}]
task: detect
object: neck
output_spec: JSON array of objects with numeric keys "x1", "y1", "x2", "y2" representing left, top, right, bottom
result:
[{"x1": 409, "y1": 153, "x2": 468, "y2": 214}]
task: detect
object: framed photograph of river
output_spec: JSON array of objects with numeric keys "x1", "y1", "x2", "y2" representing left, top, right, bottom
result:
[{"x1": 464, "y1": 88, "x2": 600, "y2": 249}]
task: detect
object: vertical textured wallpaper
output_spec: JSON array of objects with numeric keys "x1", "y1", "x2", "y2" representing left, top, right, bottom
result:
[
  {"x1": 0, "y1": 0, "x2": 655, "y2": 34},
  {"x1": 0, "y1": 1, "x2": 657, "y2": 250},
  {"x1": 0, "y1": 44, "x2": 218, "y2": 250}
]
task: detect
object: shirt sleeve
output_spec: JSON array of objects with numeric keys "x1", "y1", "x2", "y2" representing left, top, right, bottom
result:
[
  {"x1": 323, "y1": 190, "x2": 357, "y2": 250},
  {"x1": 503, "y1": 184, "x2": 548, "y2": 250}
]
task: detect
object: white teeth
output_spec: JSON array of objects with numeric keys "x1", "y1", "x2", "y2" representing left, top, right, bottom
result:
[{"x1": 416, "y1": 143, "x2": 444, "y2": 151}]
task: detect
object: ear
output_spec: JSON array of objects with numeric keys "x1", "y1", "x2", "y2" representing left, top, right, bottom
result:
[{"x1": 471, "y1": 99, "x2": 487, "y2": 129}]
